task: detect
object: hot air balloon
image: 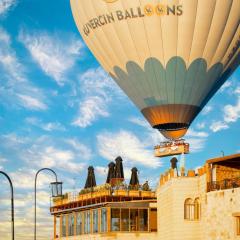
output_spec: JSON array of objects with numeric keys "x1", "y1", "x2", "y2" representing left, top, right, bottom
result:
[{"x1": 70, "y1": 0, "x2": 240, "y2": 142}]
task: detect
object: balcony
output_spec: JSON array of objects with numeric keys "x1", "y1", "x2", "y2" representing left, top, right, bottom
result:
[{"x1": 207, "y1": 177, "x2": 240, "y2": 192}]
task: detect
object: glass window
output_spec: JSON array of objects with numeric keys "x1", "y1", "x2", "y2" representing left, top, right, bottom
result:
[
  {"x1": 93, "y1": 209, "x2": 99, "y2": 233},
  {"x1": 111, "y1": 209, "x2": 120, "y2": 231},
  {"x1": 61, "y1": 215, "x2": 66, "y2": 237},
  {"x1": 149, "y1": 209, "x2": 157, "y2": 232},
  {"x1": 101, "y1": 208, "x2": 107, "y2": 233},
  {"x1": 237, "y1": 217, "x2": 240, "y2": 235},
  {"x1": 76, "y1": 212, "x2": 83, "y2": 235},
  {"x1": 130, "y1": 209, "x2": 138, "y2": 231},
  {"x1": 194, "y1": 198, "x2": 200, "y2": 220},
  {"x1": 184, "y1": 198, "x2": 194, "y2": 220},
  {"x1": 84, "y1": 211, "x2": 91, "y2": 234},
  {"x1": 139, "y1": 209, "x2": 148, "y2": 231},
  {"x1": 68, "y1": 214, "x2": 75, "y2": 236},
  {"x1": 121, "y1": 209, "x2": 129, "y2": 231}
]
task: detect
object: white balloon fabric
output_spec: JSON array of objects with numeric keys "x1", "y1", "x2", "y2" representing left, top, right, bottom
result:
[{"x1": 70, "y1": 0, "x2": 240, "y2": 140}]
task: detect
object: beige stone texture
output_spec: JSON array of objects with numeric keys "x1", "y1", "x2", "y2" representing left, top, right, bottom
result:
[
  {"x1": 157, "y1": 171, "x2": 240, "y2": 240},
  {"x1": 59, "y1": 232, "x2": 158, "y2": 240}
]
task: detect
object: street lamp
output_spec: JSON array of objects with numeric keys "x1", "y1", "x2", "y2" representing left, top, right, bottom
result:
[
  {"x1": 0, "y1": 171, "x2": 14, "y2": 240},
  {"x1": 50, "y1": 181, "x2": 63, "y2": 198},
  {"x1": 34, "y1": 168, "x2": 62, "y2": 240}
]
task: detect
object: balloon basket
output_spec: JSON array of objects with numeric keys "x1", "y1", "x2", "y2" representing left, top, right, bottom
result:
[{"x1": 154, "y1": 139, "x2": 189, "y2": 157}]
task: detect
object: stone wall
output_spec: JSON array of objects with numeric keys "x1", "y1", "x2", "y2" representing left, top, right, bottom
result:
[
  {"x1": 157, "y1": 176, "x2": 204, "y2": 240},
  {"x1": 203, "y1": 188, "x2": 240, "y2": 240},
  {"x1": 157, "y1": 171, "x2": 240, "y2": 240}
]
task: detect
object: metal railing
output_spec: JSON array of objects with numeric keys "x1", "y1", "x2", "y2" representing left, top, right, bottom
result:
[{"x1": 207, "y1": 177, "x2": 240, "y2": 192}]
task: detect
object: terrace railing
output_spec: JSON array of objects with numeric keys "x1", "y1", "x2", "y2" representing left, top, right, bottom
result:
[{"x1": 207, "y1": 177, "x2": 240, "y2": 192}]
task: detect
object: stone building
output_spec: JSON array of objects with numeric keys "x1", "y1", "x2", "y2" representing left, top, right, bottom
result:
[
  {"x1": 50, "y1": 153, "x2": 240, "y2": 240},
  {"x1": 158, "y1": 153, "x2": 240, "y2": 240}
]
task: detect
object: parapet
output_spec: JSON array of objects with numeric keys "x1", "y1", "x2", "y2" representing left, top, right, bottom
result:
[{"x1": 159, "y1": 165, "x2": 207, "y2": 187}]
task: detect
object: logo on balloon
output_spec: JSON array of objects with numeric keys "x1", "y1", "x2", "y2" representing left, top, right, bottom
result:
[{"x1": 83, "y1": 4, "x2": 183, "y2": 36}]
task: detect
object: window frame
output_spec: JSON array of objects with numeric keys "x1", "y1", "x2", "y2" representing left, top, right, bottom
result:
[
  {"x1": 184, "y1": 198, "x2": 195, "y2": 221},
  {"x1": 92, "y1": 209, "x2": 99, "y2": 233},
  {"x1": 61, "y1": 215, "x2": 67, "y2": 237},
  {"x1": 101, "y1": 208, "x2": 108, "y2": 233},
  {"x1": 194, "y1": 198, "x2": 200, "y2": 220},
  {"x1": 76, "y1": 212, "x2": 83, "y2": 235},
  {"x1": 236, "y1": 216, "x2": 240, "y2": 236}
]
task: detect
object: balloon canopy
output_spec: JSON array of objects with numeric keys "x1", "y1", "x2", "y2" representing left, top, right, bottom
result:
[{"x1": 70, "y1": 0, "x2": 240, "y2": 140}]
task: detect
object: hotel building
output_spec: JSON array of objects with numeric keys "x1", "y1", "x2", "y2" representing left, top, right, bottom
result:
[{"x1": 50, "y1": 153, "x2": 240, "y2": 240}]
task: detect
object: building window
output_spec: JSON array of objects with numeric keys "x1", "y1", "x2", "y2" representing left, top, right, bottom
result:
[
  {"x1": 111, "y1": 209, "x2": 120, "y2": 231},
  {"x1": 184, "y1": 198, "x2": 195, "y2": 220},
  {"x1": 101, "y1": 208, "x2": 107, "y2": 233},
  {"x1": 130, "y1": 209, "x2": 138, "y2": 231},
  {"x1": 61, "y1": 215, "x2": 66, "y2": 237},
  {"x1": 139, "y1": 209, "x2": 148, "y2": 231},
  {"x1": 149, "y1": 208, "x2": 157, "y2": 232},
  {"x1": 93, "y1": 209, "x2": 99, "y2": 233},
  {"x1": 121, "y1": 209, "x2": 129, "y2": 231},
  {"x1": 194, "y1": 198, "x2": 200, "y2": 220},
  {"x1": 84, "y1": 211, "x2": 91, "y2": 234},
  {"x1": 237, "y1": 217, "x2": 240, "y2": 235},
  {"x1": 76, "y1": 212, "x2": 83, "y2": 235},
  {"x1": 68, "y1": 214, "x2": 75, "y2": 236}
]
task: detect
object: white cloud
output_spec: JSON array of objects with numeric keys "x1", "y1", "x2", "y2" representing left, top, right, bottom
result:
[
  {"x1": 17, "y1": 94, "x2": 47, "y2": 111},
  {"x1": 0, "y1": 28, "x2": 25, "y2": 82},
  {"x1": 72, "y1": 67, "x2": 124, "y2": 128},
  {"x1": 202, "y1": 105, "x2": 213, "y2": 115},
  {"x1": 0, "y1": 134, "x2": 91, "y2": 174},
  {"x1": 10, "y1": 169, "x2": 54, "y2": 190},
  {"x1": 0, "y1": 156, "x2": 7, "y2": 163},
  {"x1": 21, "y1": 136, "x2": 91, "y2": 174},
  {"x1": 1, "y1": 133, "x2": 29, "y2": 147},
  {"x1": 219, "y1": 80, "x2": 232, "y2": 92},
  {"x1": 65, "y1": 138, "x2": 92, "y2": 160},
  {"x1": 72, "y1": 96, "x2": 110, "y2": 128},
  {"x1": 186, "y1": 129, "x2": 209, "y2": 138},
  {"x1": 224, "y1": 97, "x2": 240, "y2": 123},
  {"x1": 209, "y1": 95, "x2": 240, "y2": 133},
  {"x1": 0, "y1": 0, "x2": 16, "y2": 16},
  {"x1": 26, "y1": 146, "x2": 84, "y2": 173},
  {"x1": 79, "y1": 67, "x2": 122, "y2": 98},
  {"x1": 185, "y1": 128, "x2": 209, "y2": 153},
  {"x1": 26, "y1": 117, "x2": 65, "y2": 131},
  {"x1": 0, "y1": 157, "x2": 7, "y2": 170},
  {"x1": 187, "y1": 138, "x2": 207, "y2": 153},
  {"x1": 72, "y1": 96, "x2": 109, "y2": 127},
  {"x1": 0, "y1": 28, "x2": 47, "y2": 111},
  {"x1": 19, "y1": 30, "x2": 83, "y2": 85},
  {"x1": 0, "y1": 187, "x2": 54, "y2": 240},
  {"x1": 196, "y1": 122, "x2": 206, "y2": 130},
  {"x1": 128, "y1": 116, "x2": 149, "y2": 128},
  {"x1": 95, "y1": 166, "x2": 108, "y2": 178},
  {"x1": 97, "y1": 130, "x2": 161, "y2": 168},
  {"x1": 234, "y1": 87, "x2": 240, "y2": 95},
  {"x1": 210, "y1": 121, "x2": 229, "y2": 132}
]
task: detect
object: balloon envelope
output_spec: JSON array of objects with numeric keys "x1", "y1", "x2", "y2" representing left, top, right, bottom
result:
[{"x1": 70, "y1": 0, "x2": 240, "y2": 140}]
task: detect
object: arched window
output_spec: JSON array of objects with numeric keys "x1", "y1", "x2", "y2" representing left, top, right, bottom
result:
[
  {"x1": 184, "y1": 198, "x2": 194, "y2": 220},
  {"x1": 194, "y1": 198, "x2": 200, "y2": 220}
]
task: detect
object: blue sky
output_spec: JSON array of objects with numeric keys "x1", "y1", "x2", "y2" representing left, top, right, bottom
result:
[{"x1": 0, "y1": 0, "x2": 239, "y2": 239}]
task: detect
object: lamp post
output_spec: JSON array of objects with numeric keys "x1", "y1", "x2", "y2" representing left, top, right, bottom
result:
[
  {"x1": 34, "y1": 168, "x2": 62, "y2": 240},
  {"x1": 0, "y1": 171, "x2": 14, "y2": 240}
]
